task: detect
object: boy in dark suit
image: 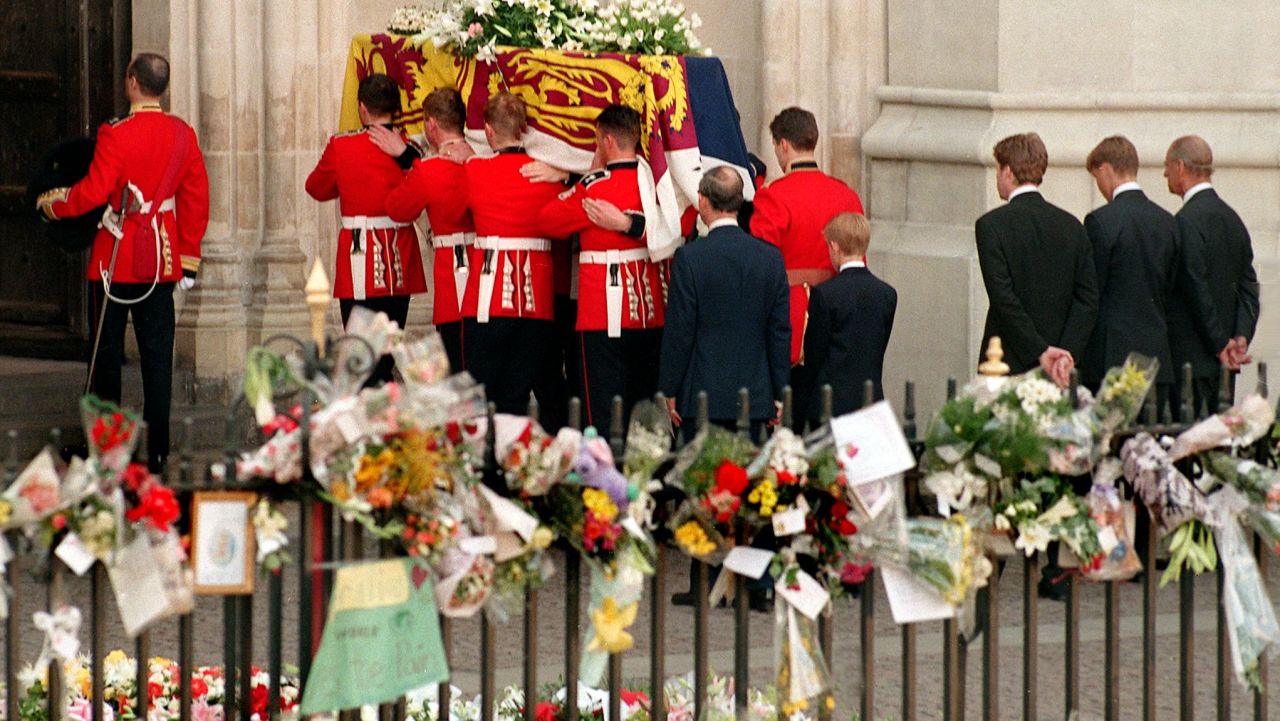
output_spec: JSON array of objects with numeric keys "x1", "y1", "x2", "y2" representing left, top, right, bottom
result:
[{"x1": 800, "y1": 212, "x2": 897, "y2": 428}]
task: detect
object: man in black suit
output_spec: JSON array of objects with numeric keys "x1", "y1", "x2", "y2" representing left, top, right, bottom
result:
[
  {"x1": 976, "y1": 133, "x2": 1099, "y2": 386},
  {"x1": 1082, "y1": 136, "x2": 1179, "y2": 410},
  {"x1": 799, "y1": 212, "x2": 897, "y2": 427},
  {"x1": 659, "y1": 166, "x2": 790, "y2": 443},
  {"x1": 1163, "y1": 135, "x2": 1260, "y2": 419}
]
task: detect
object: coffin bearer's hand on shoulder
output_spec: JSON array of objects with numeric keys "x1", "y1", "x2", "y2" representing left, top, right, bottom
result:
[
  {"x1": 367, "y1": 124, "x2": 407, "y2": 157},
  {"x1": 584, "y1": 198, "x2": 631, "y2": 232},
  {"x1": 519, "y1": 160, "x2": 569, "y2": 184}
]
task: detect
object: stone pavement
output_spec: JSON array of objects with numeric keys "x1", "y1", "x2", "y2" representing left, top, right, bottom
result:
[{"x1": 8, "y1": 529, "x2": 1280, "y2": 721}]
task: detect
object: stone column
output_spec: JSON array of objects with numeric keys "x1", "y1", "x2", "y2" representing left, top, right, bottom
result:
[
  {"x1": 247, "y1": 0, "x2": 315, "y2": 345},
  {"x1": 168, "y1": 0, "x2": 250, "y2": 401},
  {"x1": 860, "y1": 0, "x2": 1280, "y2": 417}
]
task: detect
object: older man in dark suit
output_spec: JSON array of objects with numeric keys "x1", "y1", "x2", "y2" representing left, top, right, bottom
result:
[
  {"x1": 1163, "y1": 135, "x2": 1261, "y2": 419},
  {"x1": 976, "y1": 133, "x2": 1099, "y2": 386},
  {"x1": 659, "y1": 166, "x2": 790, "y2": 443},
  {"x1": 1082, "y1": 136, "x2": 1179, "y2": 410}
]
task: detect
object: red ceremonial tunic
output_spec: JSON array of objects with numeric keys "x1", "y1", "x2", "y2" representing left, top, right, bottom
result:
[
  {"x1": 749, "y1": 164, "x2": 864, "y2": 364},
  {"x1": 461, "y1": 148, "x2": 562, "y2": 322},
  {"x1": 385, "y1": 155, "x2": 474, "y2": 324},
  {"x1": 539, "y1": 161, "x2": 665, "y2": 334},
  {"x1": 305, "y1": 127, "x2": 428, "y2": 300},
  {"x1": 41, "y1": 104, "x2": 209, "y2": 283}
]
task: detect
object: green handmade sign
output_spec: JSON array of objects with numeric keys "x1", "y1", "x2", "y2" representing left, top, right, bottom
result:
[{"x1": 300, "y1": 558, "x2": 448, "y2": 714}]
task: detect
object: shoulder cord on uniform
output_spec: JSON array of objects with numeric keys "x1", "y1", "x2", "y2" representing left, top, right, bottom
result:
[{"x1": 98, "y1": 182, "x2": 161, "y2": 305}]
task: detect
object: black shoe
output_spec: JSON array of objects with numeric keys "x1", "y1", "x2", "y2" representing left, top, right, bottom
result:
[
  {"x1": 671, "y1": 591, "x2": 695, "y2": 607},
  {"x1": 1037, "y1": 575, "x2": 1069, "y2": 603}
]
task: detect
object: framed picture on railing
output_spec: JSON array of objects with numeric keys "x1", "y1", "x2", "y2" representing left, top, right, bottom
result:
[{"x1": 191, "y1": 491, "x2": 257, "y2": 595}]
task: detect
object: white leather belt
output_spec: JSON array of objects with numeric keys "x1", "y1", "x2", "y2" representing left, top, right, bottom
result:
[
  {"x1": 341, "y1": 215, "x2": 408, "y2": 230},
  {"x1": 474, "y1": 236, "x2": 550, "y2": 323},
  {"x1": 433, "y1": 231, "x2": 475, "y2": 249},
  {"x1": 578, "y1": 248, "x2": 649, "y2": 264},
  {"x1": 138, "y1": 197, "x2": 176, "y2": 214},
  {"x1": 474, "y1": 236, "x2": 551, "y2": 252}
]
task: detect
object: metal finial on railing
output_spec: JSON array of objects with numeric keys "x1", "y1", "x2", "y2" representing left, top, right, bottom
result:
[
  {"x1": 179, "y1": 417, "x2": 194, "y2": 486},
  {"x1": 1219, "y1": 365, "x2": 1233, "y2": 413},
  {"x1": 1257, "y1": 361, "x2": 1269, "y2": 399},
  {"x1": 781, "y1": 385, "x2": 793, "y2": 430},
  {"x1": 48, "y1": 426, "x2": 62, "y2": 453},
  {"x1": 527, "y1": 397, "x2": 540, "y2": 425},
  {"x1": 305, "y1": 258, "x2": 331, "y2": 356},
  {"x1": 977, "y1": 336, "x2": 1011, "y2": 377},
  {"x1": 567, "y1": 397, "x2": 581, "y2": 431},
  {"x1": 1068, "y1": 370, "x2": 1080, "y2": 409},
  {"x1": 736, "y1": 388, "x2": 750, "y2": 439},
  {"x1": 609, "y1": 396, "x2": 624, "y2": 457},
  {"x1": 5, "y1": 428, "x2": 18, "y2": 483},
  {"x1": 903, "y1": 380, "x2": 917, "y2": 441},
  {"x1": 820, "y1": 384, "x2": 834, "y2": 423},
  {"x1": 1182, "y1": 363, "x2": 1195, "y2": 422}
]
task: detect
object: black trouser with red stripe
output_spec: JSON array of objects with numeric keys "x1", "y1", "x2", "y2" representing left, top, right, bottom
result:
[
  {"x1": 88, "y1": 281, "x2": 174, "y2": 468},
  {"x1": 577, "y1": 327, "x2": 662, "y2": 439}
]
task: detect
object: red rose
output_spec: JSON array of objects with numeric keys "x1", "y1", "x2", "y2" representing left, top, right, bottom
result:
[
  {"x1": 620, "y1": 690, "x2": 649, "y2": 708},
  {"x1": 126, "y1": 485, "x2": 181, "y2": 532},
  {"x1": 535, "y1": 702, "x2": 561, "y2": 721},
  {"x1": 830, "y1": 501, "x2": 850, "y2": 519},
  {"x1": 837, "y1": 519, "x2": 857, "y2": 535},
  {"x1": 191, "y1": 677, "x2": 208, "y2": 699},
  {"x1": 123, "y1": 463, "x2": 151, "y2": 492},
  {"x1": 714, "y1": 461, "x2": 749, "y2": 496},
  {"x1": 148, "y1": 682, "x2": 164, "y2": 705},
  {"x1": 776, "y1": 470, "x2": 797, "y2": 486},
  {"x1": 250, "y1": 684, "x2": 269, "y2": 717}
]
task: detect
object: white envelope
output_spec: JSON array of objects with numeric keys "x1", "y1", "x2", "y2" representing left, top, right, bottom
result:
[
  {"x1": 723, "y1": 546, "x2": 775, "y2": 580},
  {"x1": 108, "y1": 534, "x2": 171, "y2": 637},
  {"x1": 881, "y1": 565, "x2": 956, "y2": 624},
  {"x1": 828, "y1": 401, "x2": 916, "y2": 486},
  {"x1": 774, "y1": 568, "x2": 829, "y2": 620},
  {"x1": 55, "y1": 534, "x2": 97, "y2": 576},
  {"x1": 477, "y1": 485, "x2": 539, "y2": 541},
  {"x1": 771, "y1": 508, "x2": 806, "y2": 537}
]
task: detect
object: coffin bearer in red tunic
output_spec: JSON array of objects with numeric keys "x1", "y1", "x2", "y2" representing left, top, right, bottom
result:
[
  {"x1": 539, "y1": 105, "x2": 665, "y2": 436},
  {"x1": 461, "y1": 93, "x2": 563, "y2": 414},
  {"x1": 37, "y1": 53, "x2": 209, "y2": 472},
  {"x1": 749, "y1": 107, "x2": 864, "y2": 428},
  {"x1": 384, "y1": 88, "x2": 475, "y2": 373},
  {"x1": 306, "y1": 74, "x2": 427, "y2": 334}
]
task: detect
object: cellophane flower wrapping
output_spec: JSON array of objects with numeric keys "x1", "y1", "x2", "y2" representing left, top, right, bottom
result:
[
  {"x1": 1169, "y1": 394, "x2": 1276, "y2": 462},
  {"x1": 877, "y1": 515, "x2": 992, "y2": 609},
  {"x1": 1081, "y1": 466, "x2": 1141, "y2": 582},
  {"x1": 1094, "y1": 353, "x2": 1159, "y2": 435},
  {"x1": 393, "y1": 332, "x2": 453, "y2": 385},
  {"x1": 773, "y1": 599, "x2": 832, "y2": 721},
  {"x1": 80, "y1": 396, "x2": 140, "y2": 479},
  {"x1": 1214, "y1": 508, "x2": 1280, "y2": 690},
  {"x1": 665, "y1": 425, "x2": 757, "y2": 556},
  {"x1": 1121, "y1": 432, "x2": 1208, "y2": 537},
  {"x1": 331, "y1": 307, "x2": 402, "y2": 395},
  {"x1": 1204, "y1": 452, "x2": 1280, "y2": 555}
]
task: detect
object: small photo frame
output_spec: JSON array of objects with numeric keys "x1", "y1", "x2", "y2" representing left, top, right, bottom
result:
[{"x1": 191, "y1": 491, "x2": 256, "y2": 595}]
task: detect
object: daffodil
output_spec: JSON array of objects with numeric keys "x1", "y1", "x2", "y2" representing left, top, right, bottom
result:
[{"x1": 587, "y1": 597, "x2": 638, "y2": 653}]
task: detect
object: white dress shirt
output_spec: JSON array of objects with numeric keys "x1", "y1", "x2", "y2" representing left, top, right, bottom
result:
[
  {"x1": 1112, "y1": 181, "x2": 1140, "y2": 198},
  {"x1": 1184, "y1": 182, "x2": 1213, "y2": 202},
  {"x1": 1007, "y1": 184, "x2": 1040, "y2": 201},
  {"x1": 707, "y1": 216, "x2": 739, "y2": 232},
  {"x1": 838, "y1": 259, "x2": 867, "y2": 271}
]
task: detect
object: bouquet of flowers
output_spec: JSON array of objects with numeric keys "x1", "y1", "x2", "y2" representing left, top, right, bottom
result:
[
  {"x1": 1208, "y1": 488, "x2": 1280, "y2": 690},
  {"x1": 1203, "y1": 452, "x2": 1280, "y2": 555},
  {"x1": 665, "y1": 425, "x2": 757, "y2": 559},
  {"x1": 1093, "y1": 354, "x2": 1159, "y2": 434},
  {"x1": 772, "y1": 556, "x2": 834, "y2": 721},
  {"x1": 993, "y1": 476, "x2": 1103, "y2": 566},
  {"x1": 1080, "y1": 470, "x2": 1141, "y2": 582},
  {"x1": 81, "y1": 396, "x2": 141, "y2": 476},
  {"x1": 417, "y1": 0, "x2": 607, "y2": 61},
  {"x1": 596, "y1": 0, "x2": 705, "y2": 55},
  {"x1": 898, "y1": 515, "x2": 992, "y2": 607}
]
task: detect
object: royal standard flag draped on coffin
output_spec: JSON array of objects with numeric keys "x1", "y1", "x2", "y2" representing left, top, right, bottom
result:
[
  {"x1": 300, "y1": 558, "x2": 448, "y2": 714},
  {"x1": 340, "y1": 33, "x2": 721, "y2": 261}
]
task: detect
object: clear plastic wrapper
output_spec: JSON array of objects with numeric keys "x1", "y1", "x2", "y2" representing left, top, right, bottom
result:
[
  {"x1": 392, "y1": 331, "x2": 452, "y2": 385},
  {"x1": 1093, "y1": 353, "x2": 1159, "y2": 434},
  {"x1": 80, "y1": 396, "x2": 141, "y2": 478},
  {"x1": 1214, "y1": 510, "x2": 1280, "y2": 690},
  {"x1": 1169, "y1": 394, "x2": 1275, "y2": 462},
  {"x1": 330, "y1": 306, "x2": 402, "y2": 395},
  {"x1": 1121, "y1": 432, "x2": 1208, "y2": 536},
  {"x1": 1081, "y1": 467, "x2": 1141, "y2": 582}
]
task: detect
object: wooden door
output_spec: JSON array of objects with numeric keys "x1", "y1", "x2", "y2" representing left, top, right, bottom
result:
[{"x1": 0, "y1": 0, "x2": 130, "y2": 358}]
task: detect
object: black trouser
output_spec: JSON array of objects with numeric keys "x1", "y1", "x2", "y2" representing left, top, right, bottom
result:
[
  {"x1": 340, "y1": 295, "x2": 411, "y2": 386},
  {"x1": 437, "y1": 320, "x2": 464, "y2": 375},
  {"x1": 464, "y1": 317, "x2": 552, "y2": 415},
  {"x1": 531, "y1": 295, "x2": 577, "y2": 431},
  {"x1": 577, "y1": 327, "x2": 662, "y2": 439},
  {"x1": 681, "y1": 417, "x2": 766, "y2": 444},
  {"x1": 88, "y1": 281, "x2": 174, "y2": 466},
  {"x1": 1169, "y1": 374, "x2": 1232, "y2": 423},
  {"x1": 789, "y1": 363, "x2": 813, "y2": 433}
]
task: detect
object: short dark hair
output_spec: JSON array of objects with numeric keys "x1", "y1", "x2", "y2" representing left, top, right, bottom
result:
[
  {"x1": 698, "y1": 166, "x2": 744, "y2": 212},
  {"x1": 1086, "y1": 135, "x2": 1139, "y2": 175},
  {"x1": 422, "y1": 88, "x2": 466, "y2": 133},
  {"x1": 484, "y1": 93, "x2": 528, "y2": 139},
  {"x1": 596, "y1": 104, "x2": 641, "y2": 151},
  {"x1": 358, "y1": 74, "x2": 402, "y2": 117},
  {"x1": 768, "y1": 107, "x2": 819, "y2": 151},
  {"x1": 992, "y1": 133, "x2": 1048, "y2": 185},
  {"x1": 127, "y1": 53, "x2": 170, "y2": 96}
]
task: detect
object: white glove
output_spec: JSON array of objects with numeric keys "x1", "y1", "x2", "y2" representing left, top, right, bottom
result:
[{"x1": 178, "y1": 276, "x2": 195, "y2": 291}]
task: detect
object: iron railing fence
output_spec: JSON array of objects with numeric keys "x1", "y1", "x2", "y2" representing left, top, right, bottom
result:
[{"x1": 1, "y1": 357, "x2": 1275, "y2": 721}]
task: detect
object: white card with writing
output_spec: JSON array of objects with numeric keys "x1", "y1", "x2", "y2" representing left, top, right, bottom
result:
[
  {"x1": 829, "y1": 401, "x2": 916, "y2": 485},
  {"x1": 723, "y1": 546, "x2": 775, "y2": 580},
  {"x1": 56, "y1": 533, "x2": 97, "y2": 576},
  {"x1": 775, "y1": 568, "x2": 829, "y2": 620},
  {"x1": 881, "y1": 565, "x2": 956, "y2": 624},
  {"x1": 772, "y1": 508, "x2": 806, "y2": 537},
  {"x1": 108, "y1": 534, "x2": 171, "y2": 637},
  {"x1": 459, "y1": 535, "x2": 498, "y2": 556}
]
